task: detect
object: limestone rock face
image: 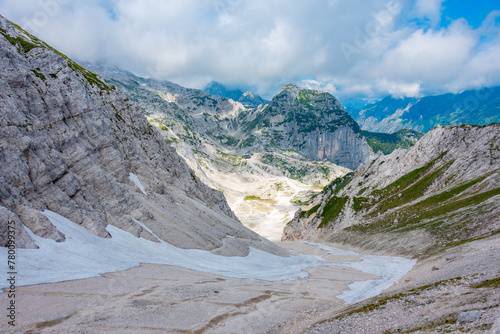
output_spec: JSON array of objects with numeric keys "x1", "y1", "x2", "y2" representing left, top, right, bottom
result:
[
  {"x1": 253, "y1": 83, "x2": 375, "y2": 169},
  {"x1": 0, "y1": 17, "x2": 285, "y2": 256},
  {"x1": 238, "y1": 91, "x2": 268, "y2": 108},
  {"x1": 283, "y1": 124, "x2": 500, "y2": 257}
]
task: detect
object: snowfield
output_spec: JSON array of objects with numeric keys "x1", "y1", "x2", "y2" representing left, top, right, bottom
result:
[{"x1": 0, "y1": 211, "x2": 415, "y2": 304}]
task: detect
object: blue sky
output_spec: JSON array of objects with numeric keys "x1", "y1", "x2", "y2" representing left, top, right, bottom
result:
[
  {"x1": 440, "y1": 0, "x2": 498, "y2": 28},
  {"x1": 0, "y1": 0, "x2": 498, "y2": 100}
]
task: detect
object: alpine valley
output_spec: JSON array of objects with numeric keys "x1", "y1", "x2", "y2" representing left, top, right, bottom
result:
[{"x1": 0, "y1": 15, "x2": 499, "y2": 334}]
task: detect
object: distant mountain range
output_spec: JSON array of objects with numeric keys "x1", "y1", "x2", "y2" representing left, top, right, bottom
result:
[
  {"x1": 348, "y1": 87, "x2": 500, "y2": 133},
  {"x1": 204, "y1": 81, "x2": 268, "y2": 108},
  {"x1": 85, "y1": 66, "x2": 382, "y2": 170}
]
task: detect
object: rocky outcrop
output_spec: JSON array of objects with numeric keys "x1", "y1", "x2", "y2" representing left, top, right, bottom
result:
[
  {"x1": 238, "y1": 91, "x2": 268, "y2": 108},
  {"x1": 0, "y1": 17, "x2": 285, "y2": 256},
  {"x1": 283, "y1": 124, "x2": 500, "y2": 257},
  {"x1": 250, "y1": 83, "x2": 375, "y2": 169}
]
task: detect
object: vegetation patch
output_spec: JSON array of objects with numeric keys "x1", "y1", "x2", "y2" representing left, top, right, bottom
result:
[
  {"x1": 318, "y1": 196, "x2": 348, "y2": 228},
  {"x1": 353, "y1": 197, "x2": 369, "y2": 211},
  {"x1": 372, "y1": 159, "x2": 454, "y2": 214},
  {"x1": 242, "y1": 108, "x2": 267, "y2": 133},
  {"x1": 243, "y1": 195, "x2": 277, "y2": 204},
  {"x1": 0, "y1": 30, "x2": 38, "y2": 53},
  {"x1": 273, "y1": 182, "x2": 284, "y2": 191},
  {"x1": 3, "y1": 22, "x2": 114, "y2": 92},
  {"x1": 362, "y1": 129, "x2": 423, "y2": 154},
  {"x1": 408, "y1": 172, "x2": 492, "y2": 209},
  {"x1": 357, "y1": 187, "x2": 368, "y2": 196},
  {"x1": 323, "y1": 172, "x2": 355, "y2": 195},
  {"x1": 300, "y1": 204, "x2": 321, "y2": 218},
  {"x1": 297, "y1": 91, "x2": 312, "y2": 103},
  {"x1": 148, "y1": 119, "x2": 169, "y2": 131},
  {"x1": 238, "y1": 135, "x2": 256, "y2": 149},
  {"x1": 290, "y1": 198, "x2": 311, "y2": 205},
  {"x1": 67, "y1": 60, "x2": 111, "y2": 91},
  {"x1": 471, "y1": 276, "x2": 500, "y2": 289},
  {"x1": 244, "y1": 195, "x2": 262, "y2": 201},
  {"x1": 331, "y1": 276, "x2": 466, "y2": 321},
  {"x1": 165, "y1": 138, "x2": 179, "y2": 145},
  {"x1": 114, "y1": 112, "x2": 125, "y2": 123},
  {"x1": 31, "y1": 69, "x2": 46, "y2": 81},
  {"x1": 370, "y1": 153, "x2": 445, "y2": 199},
  {"x1": 395, "y1": 187, "x2": 500, "y2": 233},
  {"x1": 295, "y1": 111, "x2": 319, "y2": 133},
  {"x1": 260, "y1": 154, "x2": 311, "y2": 180},
  {"x1": 347, "y1": 185, "x2": 500, "y2": 251},
  {"x1": 218, "y1": 135, "x2": 239, "y2": 147},
  {"x1": 216, "y1": 150, "x2": 242, "y2": 166}
]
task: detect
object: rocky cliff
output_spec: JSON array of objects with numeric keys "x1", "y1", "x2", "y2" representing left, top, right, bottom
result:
[
  {"x1": 283, "y1": 124, "x2": 500, "y2": 257},
  {"x1": 0, "y1": 17, "x2": 284, "y2": 256},
  {"x1": 248, "y1": 83, "x2": 375, "y2": 169}
]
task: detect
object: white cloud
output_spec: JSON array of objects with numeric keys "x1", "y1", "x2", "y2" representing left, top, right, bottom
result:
[
  {"x1": 0, "y1": 0, "x2": 498, "y2": 99},
  {"x1": 415, "y1": 0, "x2": 445, "y2": 25},
  {"x1": 374, "y1": 20, "x2": 476, "y2": 83},
  {"x1": 300, "y1": 79, "x2": 337, "y2": 95}
]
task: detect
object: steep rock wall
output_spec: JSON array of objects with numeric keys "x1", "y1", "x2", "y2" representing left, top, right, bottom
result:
[{"x1": 0, "y1": 17, "x2": 284, "y2": 256}]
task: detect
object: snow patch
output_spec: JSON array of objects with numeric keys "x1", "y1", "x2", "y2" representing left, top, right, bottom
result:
[
  {"x1": 338, "y1": 254, "x2": 416, "y2": 304},
  {"x1": 131, "y1": 217, "x2": 161, "y2": 242},
  {"x1": 312, "y1": 243, "x2": 416, "y2": 304},
  {"x1": 0, "y1": 211, "x2": 326, "y2": 287},
  {"x1": 0, "y1": 213, "x2": 415, "y2": 305},
  {"x1": 129, "y1": 172, "x2": 147, "y2": 195}
]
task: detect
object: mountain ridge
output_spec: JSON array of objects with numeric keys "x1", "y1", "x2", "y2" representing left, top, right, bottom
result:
[
  {"x1": 350, "y1": 87, "x2": 500, "y2": 133},
  {"x1": 204, "y1": 80, "x2": 269, "y2": 108},
  {"x1": 283, "y1": 123, "x2": 500, "y2": 257},
  {"x1": 0, "y1": 16, "x2": 284, "y2": 256}
]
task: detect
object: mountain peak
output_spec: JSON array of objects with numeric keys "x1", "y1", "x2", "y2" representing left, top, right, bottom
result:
[
  {"x1": 238, "y1": 90, "x2": 269, "y2": 108},
  {"x1": 204, "y1": 81, "x2": 243, "y2": 101},
  {"x1": 281, "y1": 82, "x2": 299, "y2": 92},
  {"x1": 242, "y1": 91, "x2": 255, "y2": 97}
]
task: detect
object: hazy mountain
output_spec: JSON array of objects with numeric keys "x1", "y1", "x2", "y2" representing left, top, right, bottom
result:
[
  {"x1": 351, "y1": 87, "x2": 500, "y2": 133},
  {"x1": 204, "y1": 81, "x2": 244, "y2": 101},
  {"x1": 203, "y1": 81, "x2": 268, "y2": 108}
]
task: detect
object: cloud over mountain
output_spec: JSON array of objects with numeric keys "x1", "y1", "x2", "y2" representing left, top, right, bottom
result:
[{"x1": 1, "y1": 0, "x2": 498, "y2": 99}]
